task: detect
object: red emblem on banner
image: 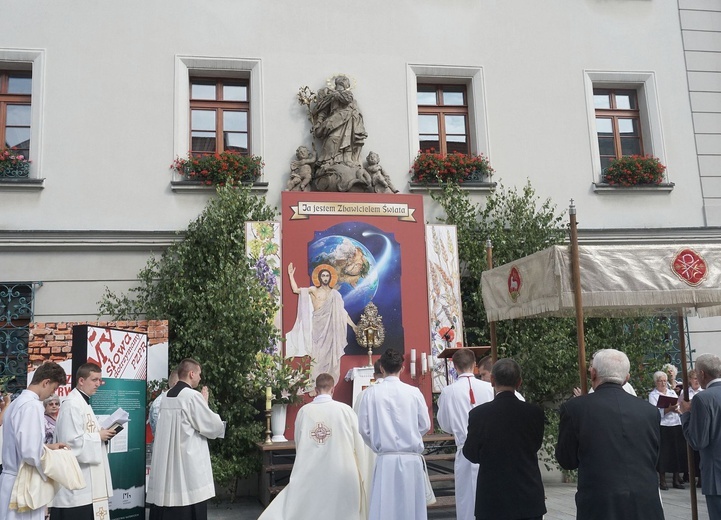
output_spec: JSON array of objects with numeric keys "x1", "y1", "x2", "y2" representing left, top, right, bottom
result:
[
  {"x1": 508, "y1": 266, "x2": 521, "y2": 302},
  {"x1": 672, "y1": 249, "x2": 707, "y2": 287}
]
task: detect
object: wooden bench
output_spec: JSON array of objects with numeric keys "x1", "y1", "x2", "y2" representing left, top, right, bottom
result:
[
  {"x1": 423, "y1": 433, "x2": 456, "y2": 510},
  {"x1": 257, "y1": 433, "x2": 457, "y2": 509}
]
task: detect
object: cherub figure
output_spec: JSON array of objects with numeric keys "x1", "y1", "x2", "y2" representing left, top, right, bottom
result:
[
  {"x1": 286, "y1": 146, "x2": 317, "y2": 191},
  {"x1": 366, "y1": 151, "x2": 398, "y2": 193}
]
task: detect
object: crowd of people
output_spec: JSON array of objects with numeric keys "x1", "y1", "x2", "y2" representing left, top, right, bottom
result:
[
  {"x1": 0, "y1": 357, "x2": 222, "y2": 520},
  {"x1": 258, "y1": 347, "x2": 721, "y2": 520},
  {"x1": 1, "y1": 348, "x2": 720, "y2": 520}
]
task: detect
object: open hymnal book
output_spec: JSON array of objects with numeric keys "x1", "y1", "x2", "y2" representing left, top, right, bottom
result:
[
  {"x1": 656, "y1": 395, "x2": 678, "y2": 409},
  {"x1": 100, "y1": 408, "x2": 130, "y2": 432}
]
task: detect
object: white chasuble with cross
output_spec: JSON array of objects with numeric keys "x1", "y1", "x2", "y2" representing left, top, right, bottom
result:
[{"x1": 52, "y1": 388, "x2": 113, "y2": 519}]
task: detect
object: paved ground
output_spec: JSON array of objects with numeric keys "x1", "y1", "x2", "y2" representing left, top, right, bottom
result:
[{"x1": 201, "y1": 482, "x2": 709, "y2": 519}]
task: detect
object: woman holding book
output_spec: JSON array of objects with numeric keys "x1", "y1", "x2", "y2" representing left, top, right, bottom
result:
[{"x1": 648, "y1": 370, "x2": 687, "y2": 490}]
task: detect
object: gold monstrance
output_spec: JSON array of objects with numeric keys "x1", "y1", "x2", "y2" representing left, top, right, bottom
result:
[{"x1": 355, "y1": 302, "x2": 385, "y2": 367}]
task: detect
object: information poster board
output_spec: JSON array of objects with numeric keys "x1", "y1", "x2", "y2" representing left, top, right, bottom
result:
[{"x1": 72, "y1": 325, "x2": 147, "y2": 520}]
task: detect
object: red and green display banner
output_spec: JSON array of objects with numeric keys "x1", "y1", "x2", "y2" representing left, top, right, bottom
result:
[{"x1": 72, "y1": 325, "x2": 147, "y2": 520}]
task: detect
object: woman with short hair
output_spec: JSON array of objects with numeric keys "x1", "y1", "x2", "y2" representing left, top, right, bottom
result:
[{"x1": 648, "y1": 370, "x2": 687, "y2": 490}]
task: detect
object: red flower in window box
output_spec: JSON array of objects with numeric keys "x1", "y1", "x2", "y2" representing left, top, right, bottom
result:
[
  {"x1": 0, "y1": 147, "x2": 31, "y2": 178},
  {"x1": 602, "y1": 155, "x2": 666, "y2": 187},
  {"x1": 410, "y1": 149, "x2": 493, "y2": 184},
  {"x1": 171, "y1": 151, "x2": 263, "y2": 186}
]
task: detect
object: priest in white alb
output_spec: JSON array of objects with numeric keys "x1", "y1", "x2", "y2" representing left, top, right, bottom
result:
[
  {"x1": 50, "y1": 362, "x2": 116, "y2": 520},
  {"x1": 0, "y1": 361, "x2": 68, "y2": 520},
  {"x1": 437, "y1": 348, "x2": 494, "y2": 520},
  {"x1": 358, "y1": 348, "x2": 431, "y2": 520},
  {"x1": 258, "y1": 373, "x2": 371, "y2": 520},
  {"x1": 147, "y1": 358, "x2": 225, "y2": 520}
]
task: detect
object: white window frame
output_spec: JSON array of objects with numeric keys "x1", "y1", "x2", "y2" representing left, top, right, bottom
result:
[
  {"x1": 584, "y1": 70, "x2": 667, "y2": 184},
  {"x1": 406, "y1": 64, "x2": 489, "y2": 165},
  {"x1": 0, "y1": 48, "x2": 45, "y2": 185},
  {"x1": 174, "y1": 56, "x2": 263, "y2": 181}
]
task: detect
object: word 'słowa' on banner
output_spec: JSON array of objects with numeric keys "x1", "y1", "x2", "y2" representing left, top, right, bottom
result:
[{"x1": 72, "y1": 325, "x2": 147, "y2": 520}]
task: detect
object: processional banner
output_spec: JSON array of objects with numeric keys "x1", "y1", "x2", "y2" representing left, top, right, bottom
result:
[
  {"x1": 425, "y1": 225, "x2": 464, "y2": 392},
  {"x1": 72, "y1": 325, "x2": 147, "y2": 520}
]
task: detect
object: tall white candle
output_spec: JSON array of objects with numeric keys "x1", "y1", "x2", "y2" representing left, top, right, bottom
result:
[
  {"x1": 421, "y1": 353, "x2": 428, "y2": 374},
  {"x1": 410, "y1": 361, "x2": 417, "y2": 378}
]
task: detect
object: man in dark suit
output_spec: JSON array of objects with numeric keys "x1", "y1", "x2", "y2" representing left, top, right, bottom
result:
[
  {"x1": 680, "y1": 353, "x2": 721, "y2": 519},
  {"x1": 555, "y1": 349, "x2": 663, "y2": 520},
  {"x1": 462, "y1": 358, "x2": 546, "y2": 520}
]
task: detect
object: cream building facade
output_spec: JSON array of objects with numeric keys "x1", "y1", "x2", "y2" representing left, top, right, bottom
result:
[{"x1": 1, "y1": 1, "x2": 720, "y2": 374}]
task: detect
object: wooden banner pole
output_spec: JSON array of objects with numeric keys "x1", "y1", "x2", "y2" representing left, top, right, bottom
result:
[
  {"x1": 486, "y1": 239, "x2": 498, "y2": 363},
  {"x1": 569, "y1": 200, "x2": 588, "y2": 394}
]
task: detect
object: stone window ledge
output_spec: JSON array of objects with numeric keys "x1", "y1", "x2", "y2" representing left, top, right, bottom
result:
[
  {"x1": 592, "y1": 182, "x2": 674, "y2": 194},
  {"x1": 408, "y1": 181, "x2": 496, "y2": 193},
  {"x1": 171, "y1": 180, "x2": 269, "y2": 193},
  {"x1": 0, "y1": 178, "x2": 45, "y2": 190}
]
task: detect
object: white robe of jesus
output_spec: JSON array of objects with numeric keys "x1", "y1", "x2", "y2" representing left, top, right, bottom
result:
[
  {"x1": 146, "y1": 384, "x2": 225, "y2": 507},
  {"x1": 0, "y1": 390, "x2": 47, "y2": 520},
  {"x1": 52, "y1": 388, "x2": 113, "y2": 517},
  {"x1": 286, "y1": 287, "x2": 350, "y2": 385},
  {"x1": 437, "y1": 373, "x2": 494, "y2": 520},
  {"x1": 259, "y1": 394, "x2": 371, "y2": 520},
  {"x1": 358, "y1": 376, "x2": 431, "y2": 520}
]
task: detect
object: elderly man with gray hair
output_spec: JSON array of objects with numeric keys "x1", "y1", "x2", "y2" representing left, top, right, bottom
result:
[
  {"x1": 556, "y1": 349, "x2": 664, "y2": 520},
  {"x1": 680, "y1": 353, "x2": 721, "y2": 519}
]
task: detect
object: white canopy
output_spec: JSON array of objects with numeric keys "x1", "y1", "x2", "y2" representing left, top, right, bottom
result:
[{"x1": 481, "y1": 244, "x2": 721, "y2": 322}]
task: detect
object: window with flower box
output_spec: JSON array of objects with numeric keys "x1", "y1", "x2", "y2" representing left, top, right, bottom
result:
[
  {"x1": 172, "y1": 57, "x2": 264, "y2": 192},
  {"x1": 584, "y1": 71, "x2": 669, "y2": 191},
  {"x1": 190, "y1": 77, "x2": 249, "y2": 156},
  {"x1": 407, "y1": 66, "x2": 491, "y2": 191},
  {"x1": 0, "y1": 71, "x2": 31, "y2": 178},
  {"x1": 417, "y1": 84, "x2": 469, "y2": 156},
  {"x1": 594, "y1": 88, "x2": 643, "y2": 171}
]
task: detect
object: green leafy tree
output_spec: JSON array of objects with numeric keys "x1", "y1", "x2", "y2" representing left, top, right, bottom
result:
[
  {"x1": 99, "y1": 186, "x2": 278, "y2": 488},
  {"x1": 432, "y1": 181, "x2": 670, "y2": 471}
]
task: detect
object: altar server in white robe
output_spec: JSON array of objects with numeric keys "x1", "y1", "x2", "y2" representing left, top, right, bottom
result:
[
  {"x1": 437, "y1": 348, "x2": 494, "y2": 520},
  {"x1": 0, "y1": 361, "x2": 68, "y2": 520},
  {"x1": 147, "y1": 358, "x2": 225, "y2": 520},
  {"x1": 358, "y1": 348, "x2": 431, "y2": 520},
  {"x1": 259, "y1": 373, "x2": 371, "y2": 520},
  {"x1": 51, "y1": 362, "x2": 116, "y2": 520}
]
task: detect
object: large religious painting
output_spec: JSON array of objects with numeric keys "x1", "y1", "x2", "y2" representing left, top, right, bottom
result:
[
  {"x1": 304, "y1": 221, "x2": 403, "y2": 354},
  {"x1": 425, "y1": 225, "x2": 465, "y2": 392},
  {"x1": 281, "y1": 192, "x2": 431, "y2": 409}
]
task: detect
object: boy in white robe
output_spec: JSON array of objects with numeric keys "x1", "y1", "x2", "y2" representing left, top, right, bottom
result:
[
  {"x1": 437, "y1": 348, "x2": 494, "y2": 520},
  {"x1": 259, "y1": 373, "x2": 371, "y2": 520},
  {"x1": 358, "y1": 348, "x2": 431, "y2": 520},
  {"x1": 0, "y1": 361, "x2": 68, "y2": 520},
  {"x1": 50, "y1": 362, "x2": 116, "y2": 520},
  {"x1": 146, "y1": 358, "x2": 225, "y2": 520}
]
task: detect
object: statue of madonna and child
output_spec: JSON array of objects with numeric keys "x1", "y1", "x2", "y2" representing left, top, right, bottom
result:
[{"x1": 289, "y1": 75, "x2": 397, "y2": 194}]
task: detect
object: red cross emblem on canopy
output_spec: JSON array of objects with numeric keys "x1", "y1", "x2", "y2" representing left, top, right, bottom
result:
[
  {"x1": 672, "y1": 248, "x2": 707, "y2": 287},
  {"x1": 310, "y1": 422, "x2": 332, "y2": 444}
]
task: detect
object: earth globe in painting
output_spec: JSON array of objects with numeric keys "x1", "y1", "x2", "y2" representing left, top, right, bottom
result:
[{"x1": 309, "y1": 235, "x2": 378, "y2": 316}]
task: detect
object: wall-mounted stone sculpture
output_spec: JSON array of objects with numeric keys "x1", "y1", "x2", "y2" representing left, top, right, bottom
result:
[{"x1": 291, "y1": 75, "x2": 397, "y2": 194}]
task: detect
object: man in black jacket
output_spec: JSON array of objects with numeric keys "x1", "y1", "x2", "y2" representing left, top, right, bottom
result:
[
  {"x1": 463, "y1": 358, "x2": 546, "y2": 520},
  {"x1": 556, "y1": 348, "x2": 664, "y2": 520}
]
